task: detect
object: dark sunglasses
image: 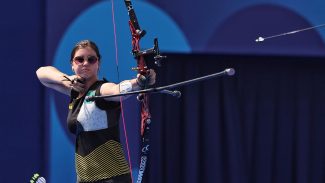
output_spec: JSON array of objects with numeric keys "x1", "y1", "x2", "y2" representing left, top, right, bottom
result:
[{"x1": 73, "y1": 56, "x2": 98, "y2": 65}]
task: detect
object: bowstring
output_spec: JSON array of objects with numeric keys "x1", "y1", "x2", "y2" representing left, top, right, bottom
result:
[{"x1": 111, "y1": 1, "x2": 134, "y2": 182}]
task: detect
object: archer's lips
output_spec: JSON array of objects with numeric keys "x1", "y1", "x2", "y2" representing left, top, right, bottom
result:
[{"x1": 81, "y1": 68, "x2": 90, "y2": 72}]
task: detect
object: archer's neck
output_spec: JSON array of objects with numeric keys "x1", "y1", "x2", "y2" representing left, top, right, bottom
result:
[{"x1": 79, "y1": 76, "x2": 98, "y2": 97}]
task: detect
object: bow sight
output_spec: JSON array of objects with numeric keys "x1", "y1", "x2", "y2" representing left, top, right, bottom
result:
[{"x1": 132, "y1": 38, "x2": 167, "y2": 67}]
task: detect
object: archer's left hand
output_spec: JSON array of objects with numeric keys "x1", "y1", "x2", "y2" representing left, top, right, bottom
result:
[{"x1": 136, "y1": 69, "x2": 156, "y2": 88}]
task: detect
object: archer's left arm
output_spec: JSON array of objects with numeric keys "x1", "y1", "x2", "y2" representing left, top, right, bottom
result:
[{"x1": 100, "y1": 69, "x2": 156, "y2": 101}]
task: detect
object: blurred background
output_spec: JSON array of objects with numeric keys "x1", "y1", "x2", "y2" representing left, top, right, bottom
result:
[{"x1": 1, "y1": 0, "x2": 325, "y2": 182}]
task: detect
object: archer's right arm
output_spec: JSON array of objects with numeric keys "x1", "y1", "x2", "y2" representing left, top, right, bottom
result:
[{"x1": 36, "y1": 66, "x2": 74, "y2": 96}]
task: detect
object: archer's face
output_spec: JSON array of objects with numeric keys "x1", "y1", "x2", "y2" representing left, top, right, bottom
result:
[{"x1": 71, "y1": 47, "x2": 100, "y2": 80}]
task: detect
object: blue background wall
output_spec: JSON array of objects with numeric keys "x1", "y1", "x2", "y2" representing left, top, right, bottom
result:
[
  {"x1": 0, "y1": 0, "x2": 325, "y2": 182},
  {"x1": 0, "y1": 0, "x2": 45, "y2": 182}
]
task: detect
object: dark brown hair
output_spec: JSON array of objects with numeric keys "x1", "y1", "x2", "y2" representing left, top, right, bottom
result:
[{"x1": 70, "y1": 40, "x2": 101, "y2": 63}]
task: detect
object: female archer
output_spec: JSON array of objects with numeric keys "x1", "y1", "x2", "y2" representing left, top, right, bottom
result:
[{"x1": 36, "y1": 40, "x2": 156, "y2": 183}]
